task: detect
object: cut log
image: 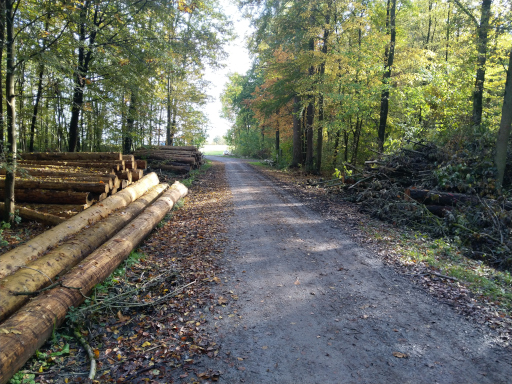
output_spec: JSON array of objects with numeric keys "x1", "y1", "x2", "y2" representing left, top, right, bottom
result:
[
  {"x1": 0, "y1": 179, "x2": 109, "y2": 194},
  {"x1": 135, "y1": 160, "x2": 147, "y2": 170},
  {"x1": 133, "y1": 151, "x2": 197, "y2": 165},
  {"x1": 18, "y1": 160, "x2": 124, "y2": 171},
  {"x1": 0, "y1": 172, "x2": 160, "y2": 279},
  {"x1": 0, "y1": 182, "x2": 188, "y2": 384},
  {"x1": 91, "y1": 192, "x2": 108, "y2": 202},
  {"x1": 405, "y1": 188, "x2": 512, "y2": 210},
  {"x1": 116, "y1": 170, "x2": 133, "y2": 182},
  {"x1": 1, "y1": 169, "x2": 115, "y2": 180},
  {"x1": 139, "y1": 145, "x2": 197, "y2": 151},
  {"x1": 426, "y1": 205, "x2": 454, "y2": 217},
  {"x1": 0, "y1": 189, "x2": 92, "y2": 205},
  {"x1": 130, "y1": 169, "x2": 143, "y2": 181},
  {"x1": 0, "y1": 183, "x2": 169, "y2": 323},
  {"x1": 20, "y1": 204, "x2": 91, "y2": 217},
  {"x1": 0, "y1": 203, "x2": 66, "y2": 226},
  {"x1": 149, "y1": 163, "x2": 191, "y2": 174},
  {"x1": 20, "y1": 152, "x2": 122, "y2": 161}
]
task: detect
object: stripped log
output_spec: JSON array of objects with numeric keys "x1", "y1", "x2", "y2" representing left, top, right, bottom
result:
[
  {"x1": 130, "y1": 169, "x2": 143, "y2": 181},
  {"x1": 116, "y1": 170, "x2": 132, "y2": 182},
  {"x1": 149, "y1": 163, "x2": 191, "y2": 174},
  {"x1": 20, "y1": 152, "x2": 122, "y2": 161},
  {"x1": 135, "y1": 160, "x2": 147, "y2": 170},
  {"x1": 0, "y1": 182, "x2": 188, "y2": 384},
  {"x1": 0, "y1": 172, "x2": 160, "y2": 279},
  {"x1": 0, "y1": 184, "x2": 169, "y2": 323},
  {"x1": 20, "y1": 204, "x2": 91, "y2": 217},
  {"x1": 18, "y1": 160, "x2": 124, "y2": 171},
  {"x1": 0, "y1": 203, "x2": 66, "y2": 226},
  {"x1": 0, "y1": 179, "x2": 109, "y2": 194},
  {"x1": 0, "y1": 189, "x2": 92, "y2": 205}
]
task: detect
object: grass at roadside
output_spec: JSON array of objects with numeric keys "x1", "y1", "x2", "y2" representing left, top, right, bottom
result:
[
  {"x1": 361, "y1": 222, "x2": 512, "y2": 315},
  {"x1": 203, "y1": 150, "x2": 224, "y2": 156}
]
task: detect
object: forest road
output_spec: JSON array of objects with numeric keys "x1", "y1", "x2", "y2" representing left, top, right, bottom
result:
[{"x1": 199, "y1": 156, "x2": 511, "y2": 384}]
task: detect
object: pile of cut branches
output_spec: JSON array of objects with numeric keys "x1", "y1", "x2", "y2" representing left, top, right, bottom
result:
[{"x1": 316, "y1": 141, "x2": 512, "y2": 269}]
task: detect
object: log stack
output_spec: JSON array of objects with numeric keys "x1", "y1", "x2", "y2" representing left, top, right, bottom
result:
[
  {"x1": 134, "y1": 145, "x2": 203, "y2": 175},
  {"x1": 0, "y1": 174, "x2": 189, "y2": 383},
  {"x1": 1, "y1": 152, "x2": 148, "y2": 222}
]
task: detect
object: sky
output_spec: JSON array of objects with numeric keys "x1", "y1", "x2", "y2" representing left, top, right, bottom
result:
[{"x1": 202, "y1": 2, "x2": 253, "y2": 142}]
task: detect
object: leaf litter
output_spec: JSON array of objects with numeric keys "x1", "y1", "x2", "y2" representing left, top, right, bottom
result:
[{"x1": 16, "y1": 161, "x2": 233, "y2": 383}]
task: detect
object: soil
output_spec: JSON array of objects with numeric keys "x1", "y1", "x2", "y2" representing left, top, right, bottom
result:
[{"x1": 197, "y1": 156, "x2": 512, "y2": 383}]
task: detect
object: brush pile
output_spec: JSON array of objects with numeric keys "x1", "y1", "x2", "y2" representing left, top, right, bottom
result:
[{"x1": 316, "y1": 141, "x2": 512, "y2": 269}]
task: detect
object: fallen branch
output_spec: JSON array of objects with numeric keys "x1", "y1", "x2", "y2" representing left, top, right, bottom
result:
[{"x1": 73, "y1": 330, "x2": 96, "y2": 380}]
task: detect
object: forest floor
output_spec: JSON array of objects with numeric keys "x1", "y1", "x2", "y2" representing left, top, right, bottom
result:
[{"x1": 5, "y1": 157, "x2": 512, "y2": 383}]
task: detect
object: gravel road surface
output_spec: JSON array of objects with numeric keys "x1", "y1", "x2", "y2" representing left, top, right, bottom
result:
[{"x1": 200, "y1": 156, "x2": 511, "y2": 384}]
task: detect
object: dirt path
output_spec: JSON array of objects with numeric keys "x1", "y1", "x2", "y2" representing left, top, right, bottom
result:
[{"x1": 199, "y1": 157, "x2": 511, "y2": 384}]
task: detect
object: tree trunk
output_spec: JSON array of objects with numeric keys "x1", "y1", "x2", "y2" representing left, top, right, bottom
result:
[
  {"x1": 123, "y1": 90, "x2": 137, "y2": 154},
  {"x1": 0, "y1": 179, "x2": 109, "y2": 194},
  {"x1": 29, "y1": 64, "x2": 44, "y2": 152},
  {"x1": 0, "y1": 172, "x2": 160, "y2": 279},
  {"x1": 69, "y1": 1, "x2": 96, "y2": 152},
  {"x1": 291, "y1": 95, "x2": 302, "y2": 167},
  {"x1": 0, "y1": 183, "x2": 169, "y2": 323},
  {"x1": 3, "y1": 0, "x2": 16, "y2": 223},
  {"x1": 377, "y1": 0, "x2": 396, "y2": 152},
  {"x1": 0, "y1": 202, "x2": 65, "y2": 225},
  {"x1": 149, "y1": 163, "x2": 191, "y2": 174},
  {"x1": 0, "y1": 183, "x2": 188, "y2": 384},
  {"x1": 0, "y1": 0, "x2": 4, "y2": 147},
  {"x1": 0, "y1": 189, "x2": 93, "y2": 205},
  {"x1": 305, "y1": 37, "x2": 316, "y2": 172},
  {"x1": 472, "y1": 0, "x2": 492, "y2": 126},
  {"x1": 495, "y1": 47, "x2": 512, "y2": 189},
  {"x1": 21, "y1": 152, "x2": 122, "y2": 161},
  {"x1": 18, "y1": 160, "x2": 124, "y2": 171}
]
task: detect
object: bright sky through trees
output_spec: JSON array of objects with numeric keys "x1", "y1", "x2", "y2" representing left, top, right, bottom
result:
[{"x1": 203, "y1": 2, "x2": 252, "y2": 141}]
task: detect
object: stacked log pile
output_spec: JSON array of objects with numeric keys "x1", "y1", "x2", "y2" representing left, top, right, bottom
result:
[
  {"x1": 0, "y1": 152, "x2": 148, "y2": 223},
  {"x1": 134, "y1": 145, "x2": 203, "y2": 175},
  {"x1": 0, "y1": 173, "x2": 189, "y2": 383}
]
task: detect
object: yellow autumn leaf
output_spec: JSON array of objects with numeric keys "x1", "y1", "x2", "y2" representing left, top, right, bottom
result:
[{"x1": 141, "y1": 341, "x2": 151, "y2": 348}]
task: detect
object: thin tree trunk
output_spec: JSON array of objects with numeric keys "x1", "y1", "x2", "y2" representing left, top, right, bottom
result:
[
  {"x1": 377, "y1": 0, "x2": 396, "y2": 152},
  {"x1": 291, "y1": 95, "x2": 302, "y2": 167},
  {"x1": 3, "y1": 0, "x2": 15, "y2": 222},
  {"x1": 29, "y1": 64, "x2": 44, "y2": 152},
  {"x1": 332, "y1": 128, "x2": 341, "y2": 169},
  {"x1": 472, "y1": 0, "x2": 492, "y2": 126},
  {"x1": 166, "y1": 75, "x2": 172, "y2": 145},
  {"x1": 426, "y1": 0, "x2": 433, "y2": 48},
  {"x1": 316, "y1": 12, "x2": 330, "y2": 173},
  {"x1": 123, "y1": 90, "x2": 137, "y2": 154},
  {"x1": 305, "y1": 36, "x2": 315, "y2": 172},
  {"x1": 69, "y1": 1, "x2": 95, "y2": 152},
  {"x1": 0, "y1": 0, "x2": 5, "y2": 148},
  {"x1": 495, "y1": 47, "x2": 512, "y2": 189},
  {"x1": 445, "y1": 2, "x2": 450, "y2": 62}
]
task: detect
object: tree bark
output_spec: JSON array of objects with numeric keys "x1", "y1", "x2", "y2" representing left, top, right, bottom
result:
[
  {"x1": 0, "y1": 172, "x2": 160, "y2": 279},
  {"x1": 291, "y1": 95, "x2": 302, "y2": 168},
  {"x1": 0, "y1": 183, "x2": 188, "y2": 384},
  {"x1": 0, "y1": 0, "x2": 5, "y2": 147},
  {"x1": 377, "y1": 0, "x2": 396, "y2": 153},
  {"x1": 0, "y1": 189, "x2": 92, "y2": 205},
  {"x1": 29, "y1": 64, "x2": 45, "y2": 152},
  {"x1": 0, "y1": 179, "x2": 109, "y2": 194},
  {"x1": 495, "y1": 47, "x2": 512, "y2": 188},
  {"x1": 69, "y1": 1, "x2": 96, "y2": 152},
  {"x1": 123, "y1": 90, "x2": 137, "y2": 154},
  {"x1": 3, "y1": 0, "x2": 16, "y2": 223},
  {"x1": 18, "y1": 160, "x2": 124, "y2": 171},
  {"x1": 0, "y1": 183, "x2": 168, "y2": 323},
  {"x1": 472, "y1": 0, "x2": 492, "y2": 126},
  {"x1": 21, "y1": 152, "x2": 122, "y2": 161}
]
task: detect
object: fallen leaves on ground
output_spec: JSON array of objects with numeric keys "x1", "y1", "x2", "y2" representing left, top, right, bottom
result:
[{"x1": 18, "y1": 162, "x2": 234, "y2": 383}]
